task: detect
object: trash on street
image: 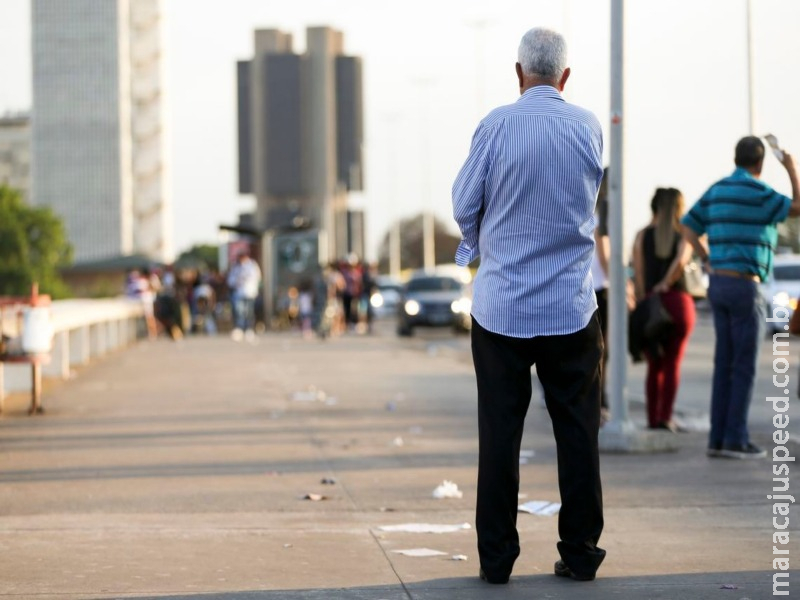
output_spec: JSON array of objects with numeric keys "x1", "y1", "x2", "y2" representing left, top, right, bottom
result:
[
  {"x1": 378, "y1": 523, "x2": 471, "y2": 534},
  {"x1": 392, "y1": 548, "x2": 448, "y2": 557},
  {"x1": 518, "y1": 500, "x2": 561, "y2": 516},
  {"x1": 432, "y1": 480, "x2": 463, "y2": 499}
]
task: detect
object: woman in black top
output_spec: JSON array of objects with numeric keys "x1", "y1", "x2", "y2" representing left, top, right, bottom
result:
[{"x1": 632, "y1": 188, "x2": 696, "y2": 431}]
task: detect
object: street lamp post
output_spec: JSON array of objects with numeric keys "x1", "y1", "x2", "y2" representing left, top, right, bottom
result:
[
  {"x1": 383, "y1": 113, "x2": 402, "y2": 278},
  {"x1": 745, "y1": 0, "x2": 756, "y2": 135},
  {"x1": 413, "y1": 77, "x2": 436, "y2": 274},
  {"x1": 598, "y1": 0, "x2": 677, "y2": 454}
]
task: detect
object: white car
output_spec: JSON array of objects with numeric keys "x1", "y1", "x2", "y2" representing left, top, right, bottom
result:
[
  {"x1": 370, "y1": 275, "x2": 403, "y2": 319},
  {"x1": 762, "y1": 254, "x2": 800, "y2": 333}
]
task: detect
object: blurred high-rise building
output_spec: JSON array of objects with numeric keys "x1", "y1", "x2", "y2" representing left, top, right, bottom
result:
[
  {"x1": 0, "y1": 112, "x2": 31, "y2": 200},
  {"x1": 236, "y1": 26, "x2": 364, "y2": 262},
  {"x1": 31, "y1": 0, "x2": 171, "y2": 264}
]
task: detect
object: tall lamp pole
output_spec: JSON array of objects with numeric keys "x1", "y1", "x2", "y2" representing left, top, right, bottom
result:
[
  {"x1": 745, "y1": 0, "x2": 756, "y2": 135},
  {"x1": 600, "y1": 0, "x2": 634, "y2": 450},
  {"x1": 384, "y1": 113, "x2": 402, "y2": 278},
  {"x1": 599, "y1": 0, "x2": 675, "y2": 453},
  {"x1": 413, "y1": 77, "x2": 436, "y2": 273}
]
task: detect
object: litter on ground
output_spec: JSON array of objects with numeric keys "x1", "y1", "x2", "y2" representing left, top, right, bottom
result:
[
  {"x1": 432, "y1": 480, "x2": 463, "y2": 499},
  {"x1": 392, "y1": 548, "x2": 448, "y2": 557},
  {"x1": 378, "y1": 523, "x2": 471, "y2": 534},
  {"x1": 518, "y1": 500, "x2": 561, "y2": 516}
]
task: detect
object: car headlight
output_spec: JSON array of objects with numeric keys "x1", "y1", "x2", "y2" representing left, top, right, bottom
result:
[
  {"x1": 451, "y1": 297, "x2": 472, "y2": 314},
  {"x1": 404, "y1": 300, "x2": 420, "y2": 316},
  {"x1": 370, "y1": 292, "x2": 384, "y2": 308}
]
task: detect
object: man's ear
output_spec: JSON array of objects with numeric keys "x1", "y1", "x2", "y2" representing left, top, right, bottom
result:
[
  {"x1": 515, "y1": 62, "x2": 524, "y2": 93},
  {"x1": 558, "y1": 67, "x2": 571, "y2": 91}
]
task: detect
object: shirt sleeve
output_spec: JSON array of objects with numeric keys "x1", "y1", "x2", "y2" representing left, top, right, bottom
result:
[
  {"x1": 681, "y1": 197, "x2": 708, "y2": 235},
  {"x1": 452, "y1": 122, "x2": 490, "y2": 266},
  {"x1": 766, "y1": 190, "x2": 792, "y2": 224}
]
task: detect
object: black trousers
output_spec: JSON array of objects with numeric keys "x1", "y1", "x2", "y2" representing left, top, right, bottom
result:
[
  {"x1": 471, "y1": 314, "x2": 606, "y2": 580},
  {"x1": 595, "y1": 288, "x2": 609, "y2": 409}
]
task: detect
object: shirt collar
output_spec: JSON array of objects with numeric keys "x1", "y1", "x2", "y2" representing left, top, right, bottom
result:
[
  {"x1": 731, "y1": 166, "x2": 757, "y2": 180},
  {"x1": 519, "y1": 85, "x2": 564, "y2": 102}
]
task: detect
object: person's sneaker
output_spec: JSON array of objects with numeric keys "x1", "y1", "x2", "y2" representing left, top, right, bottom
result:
[
  {"x1": 554, "y1": 559, "x2": 595, "y2": 581},
  {"x1": 719, "y1": 443, "x2": 767, "y2": 460},
  {"x1": 706, "y1": 444, "x2": 723, "y2": 458},
  {"x1": 230, "y1": 328, "x2": 244, "y2": 342}
]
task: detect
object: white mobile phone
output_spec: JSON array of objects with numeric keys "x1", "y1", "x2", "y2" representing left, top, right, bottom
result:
[{"x1": 765, "y1": 134, "x2": 785, "y2": 161}]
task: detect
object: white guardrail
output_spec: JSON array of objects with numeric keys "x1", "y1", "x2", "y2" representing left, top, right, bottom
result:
[{"x1": 0, "y1": 297, "x2": 146, "y2": 402}]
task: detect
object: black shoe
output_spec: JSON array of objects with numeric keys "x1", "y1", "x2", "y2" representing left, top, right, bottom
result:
[
  {"x1": 479, "y1": 568, "x2": 509, "y2": 584},
  {"x1": 554, "y1": 560, "x2": 595, "y2": 581},
  {"x1": 719, "y1": 443, "x2": 766, "y2": 459}
]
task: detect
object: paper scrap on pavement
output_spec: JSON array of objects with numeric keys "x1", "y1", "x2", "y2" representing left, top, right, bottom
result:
[
  {"x1": 378, "y1": 523, "x2": 472, "y2": 534},
  {"x1": 451, "y1": 554, "x2": 468, "y2": 561},
  {"x1": 290, "y1": 386, "x2": 327, "y2": 402},
  {"x1": 432, "y1": 480, "x2": 463, "y2": 499},
  {"x1": 392, "y1": 548, "x2": 448, "y2": 557},
  {"x1": 518, "y1": 500, "x2": 561, "y2": 516},
  {"x1": 302, "y1": 493, "x2": 328, "y2": 501}
]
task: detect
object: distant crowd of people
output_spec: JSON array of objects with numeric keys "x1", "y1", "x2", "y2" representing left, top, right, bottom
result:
[
  {"x1": 274, "y1": 256, "x2": 378, "y2": 339},
  {"x1": 124, "y1": 251, "x2": 381, "y2": 344}
]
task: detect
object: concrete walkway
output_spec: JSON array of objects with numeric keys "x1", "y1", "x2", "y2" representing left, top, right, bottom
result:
[{"x1": 0, "y1": 313, "x2": 789, "y2": 599}]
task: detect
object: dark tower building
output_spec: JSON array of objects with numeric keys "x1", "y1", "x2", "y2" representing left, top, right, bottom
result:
[{"x1": 236, "y1": 27, "x2": 364, "y2": 262}]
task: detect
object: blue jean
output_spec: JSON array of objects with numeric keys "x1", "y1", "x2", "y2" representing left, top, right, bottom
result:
[
  {"x1": 707, "y1": 274, "x2": 766, "y2": 448},
  {"x1": 233, "y1": 295, "x2": 256, "y2": 331}
]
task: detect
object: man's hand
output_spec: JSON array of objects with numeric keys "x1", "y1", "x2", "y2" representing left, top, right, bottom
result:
[{"x1": 782, "y1": 150, "x2": 800, "y2": 217}]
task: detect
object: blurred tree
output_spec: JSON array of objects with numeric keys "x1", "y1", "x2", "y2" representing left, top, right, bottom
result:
[
  {"x1": 376, "y1": 213, "x2": 461, "y2": 273},
  {"x1": 175, "y1": 244, "x2": 218, "y2": 272},
  {"x1": 0, "y1": 184, "x2": 73, "y2": 298}
]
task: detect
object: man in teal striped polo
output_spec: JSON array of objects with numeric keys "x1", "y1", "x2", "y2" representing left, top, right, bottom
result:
[{"x1": 681, "y1": 136, "x2": 800, "y2": 459}]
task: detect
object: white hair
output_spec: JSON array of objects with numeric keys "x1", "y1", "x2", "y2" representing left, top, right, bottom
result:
[{"x1": 517, "y1": 27, "x2": 567, "y2": 80}]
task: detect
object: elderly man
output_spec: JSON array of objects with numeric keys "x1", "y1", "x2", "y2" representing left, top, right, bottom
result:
[{"x1": 452, "y1": 27, "x2": 605, "y2": 584}]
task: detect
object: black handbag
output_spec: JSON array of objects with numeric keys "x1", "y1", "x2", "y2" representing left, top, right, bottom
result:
[{"x1": 628, "y1": 293, "x2": 674, "y2": 363}]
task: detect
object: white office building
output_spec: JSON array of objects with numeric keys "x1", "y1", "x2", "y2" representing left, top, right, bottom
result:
[{"x1": 31, "y1": 0, "x2": 171, "y2": 264}]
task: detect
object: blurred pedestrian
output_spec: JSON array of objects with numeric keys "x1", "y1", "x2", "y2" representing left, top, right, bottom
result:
[
  {"x1": 631, "y1": 187, "x2": 696, "y2": 432},
  {"x1": 226, "y1": 250, "x2": 261, "y2": 342},
  {"x1": 125, "y1": 268, "x2": 157, "y2": 340},
  {"x1": 591, "y1": 168, "x2": 611, "y2": 424},
  {"x1": 192, "y1": 275, "x2": 218, "y2": 335},
  {"x1": 452, "y1": 27, "x2": 605, "y2": 585},
  {"x1": 682, "y1": 136, "x2": 800, "y2": 459},
  {"x1": 359, "y1": 261, "x2": 377, "y2": 334},
  {"x1": 297, "y1": 280, "x2": 314, "y2": 339}
]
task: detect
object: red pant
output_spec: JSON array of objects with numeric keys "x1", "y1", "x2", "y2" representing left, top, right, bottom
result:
[{"x1": 644, "y1": 290, "x2": 696, "y2": 427}]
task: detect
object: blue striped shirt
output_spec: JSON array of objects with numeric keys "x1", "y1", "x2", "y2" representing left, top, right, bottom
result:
[
  {"x1": 452, "y1": 85, "x2": 604, "y2": 338},
  {"x1": 681, "y1": 167, "x2": 791, "y2": 282}
]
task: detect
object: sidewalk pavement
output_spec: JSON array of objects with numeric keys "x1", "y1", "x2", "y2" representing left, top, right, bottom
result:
[{"x1": 0, "y1": 315, "x2": 787, "y2": 599}]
